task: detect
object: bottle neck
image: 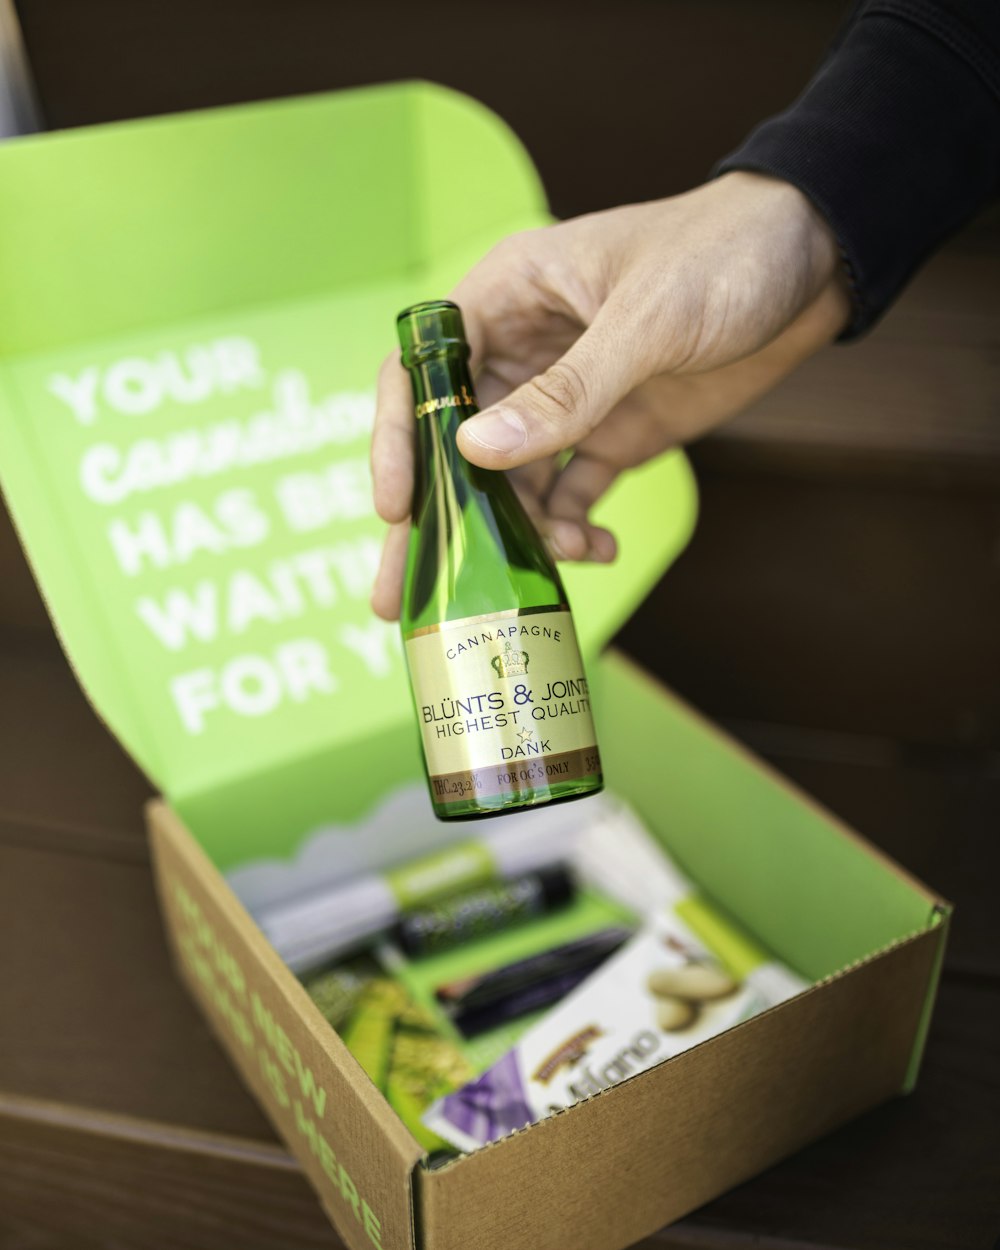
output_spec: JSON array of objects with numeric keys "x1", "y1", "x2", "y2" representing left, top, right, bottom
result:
[
  {"x1": 401, "y1": 340, "x2": 566, "y2": 629},
  {"x1": 409, "y1": 353, "x2": 481, "y2": 516},
  {"x1": 409, "y1": 353, "x2": 478, "y2": 422}
]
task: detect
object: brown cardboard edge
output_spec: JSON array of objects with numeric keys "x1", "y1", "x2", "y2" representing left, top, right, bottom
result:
[
  {"x1": 142, "y1": 654, "x2": 953, "y2": 1250},
  {"x1": 145, "y1": 800, "x2": 412, "y2": 1139},
  {"x1": 145, "y1": 797, "x2": 426, "y2": 1250},
  {"x1": 142, "y1": 789, "x2": 950, "y2": 1250},
  {"x1": 593, "y1": 651, "x2": 953, "y2": 1115},
  {"x1": 0, "y1": 1088, "x2": 298, "y2": 1172},
  {"x1": 417, "y1": 909, "x2": 948, "y2": 1181},
  {"x1": 601, "y1": 648, "x2": 948, "y2": 911},
  {"x1": 902, "y1": 903, "x2": 951, "y2": 1092},
  {"x1": 412, "y1": 921, "x2": 945, "y2": 1250}
]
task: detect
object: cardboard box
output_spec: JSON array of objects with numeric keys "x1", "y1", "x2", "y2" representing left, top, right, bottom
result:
[{"x1": 0, "y1": 84, "x2": 948, "y2": 1250}]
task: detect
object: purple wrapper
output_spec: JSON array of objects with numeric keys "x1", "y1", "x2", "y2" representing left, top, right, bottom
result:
[{"x1": 433, "y1": 1050, "x2": 534, "y2": 1145}]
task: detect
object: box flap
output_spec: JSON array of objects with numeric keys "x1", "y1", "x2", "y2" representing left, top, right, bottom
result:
[{"x1": 0, "y1": 82, "x2": 695, "y2": 859}]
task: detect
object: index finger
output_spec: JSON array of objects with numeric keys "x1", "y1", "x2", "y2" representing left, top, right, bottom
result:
[
  {"x1": 371, "y1": 348, "x2": 415, "y2": 524},
  {"x1": 447, "y1": 277, "x2": 488, "y2": 369},
  {"x1": 447, "y1": 234, "x2": 531, "y2": 369}
]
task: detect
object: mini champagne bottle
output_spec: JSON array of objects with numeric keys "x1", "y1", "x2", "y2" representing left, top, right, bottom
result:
[{"x1": 397, "y1": 300, "x2": 603, "y2": 820}]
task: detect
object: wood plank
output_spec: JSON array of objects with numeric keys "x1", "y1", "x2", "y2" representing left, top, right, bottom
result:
[
  {"x1": 710, "y1": 242, "x2": 1000, "y2": 473},
  {"x1": 0, "y1": 838, "x2": 271, "y2": 1139},
  {"x1": 13, "y1": 0, "x2": 844, "y2": 214},
  {"x1": 0, "y1": 1094, "x2": 339, "y2": 1250},
  {"x1": 716, "y1": 726, "x2": 1000, "y2": 980},
  {"x1": 0, "y1": 491, "x2": 51, "y2": 633},
  {"x1": 617, "y1": 471, "x2": 1000, "y2": 749},
  {"x1": 0, "y1": 626, "x2": 151, "y2": 841},
  {"x1": 653, "y1": 975, "x2": 1000, "y2": 1250}
]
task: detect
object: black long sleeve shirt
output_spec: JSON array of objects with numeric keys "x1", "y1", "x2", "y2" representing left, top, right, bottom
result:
[{"x1": 716, "y1": 0, "x2": 1000, "y2": 337}]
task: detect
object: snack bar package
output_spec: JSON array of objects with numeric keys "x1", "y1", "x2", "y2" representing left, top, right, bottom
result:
[{"x1": 424, "y1": 904, "x2": 808, "y2": 1151}]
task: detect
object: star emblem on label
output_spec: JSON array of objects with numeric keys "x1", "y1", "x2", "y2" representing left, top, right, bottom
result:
[{"x1": 517, "y1": 727, "x2": 534, "y2": 743}]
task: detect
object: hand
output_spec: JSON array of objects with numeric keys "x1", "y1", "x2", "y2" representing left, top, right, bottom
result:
[{"x1": 371, "y1": 171, "x2": 850, "y2": 620}]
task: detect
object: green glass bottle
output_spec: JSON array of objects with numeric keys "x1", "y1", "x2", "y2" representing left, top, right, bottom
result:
[{"x1": 397, "y1": 300, "x2": 603, "y2": 820}]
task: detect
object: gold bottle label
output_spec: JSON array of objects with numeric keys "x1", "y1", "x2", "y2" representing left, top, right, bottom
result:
[{"x1": 404, "y1": 606, "x2": 601, "y2": 808}]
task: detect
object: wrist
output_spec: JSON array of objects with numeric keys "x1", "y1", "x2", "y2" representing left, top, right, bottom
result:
[
  {"x1": 726, "y1": 171, "x2": 840, "y2": 281},
  {"x1": 717, "y1": 171, "x2": 850, "y2": 336}
]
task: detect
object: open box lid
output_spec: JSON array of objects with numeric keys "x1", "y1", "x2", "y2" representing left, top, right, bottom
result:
[{"x1": 0, "y1": 82, "x2": 696, "y2": 865}]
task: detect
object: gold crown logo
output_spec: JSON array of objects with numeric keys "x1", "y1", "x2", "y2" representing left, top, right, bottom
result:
[{"x1": 491, "y1": 640, "x2": 529, "y2": 679}]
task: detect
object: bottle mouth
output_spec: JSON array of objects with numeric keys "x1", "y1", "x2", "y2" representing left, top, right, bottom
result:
[
  {"x1": 397, "y1": 299, "x2": 469, "y2": 366},
  {"x1": 395, "y1": 299, "x2": 460, "y2": 323}
]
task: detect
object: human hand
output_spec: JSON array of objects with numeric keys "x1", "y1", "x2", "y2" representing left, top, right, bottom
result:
[{"x1": 371, "y1": 171, "x2": 850, "y2": 620}]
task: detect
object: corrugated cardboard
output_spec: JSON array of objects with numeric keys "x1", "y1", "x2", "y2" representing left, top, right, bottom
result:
[
  {"x1": 413, "y1": 928, "x2": 942, "y2": 1250},
  {"x1": 150, "y1": 800, "x2": 424, "y2": 1250},
  {"x1": 146, "y1": 649, "x2": 947, "y2": 1250}
]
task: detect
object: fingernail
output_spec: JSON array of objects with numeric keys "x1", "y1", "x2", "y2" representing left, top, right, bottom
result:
[
  {"x1": 546, "y1": 519, "x2": 585, "y2": 562},
  {"x1": 463, "y1": 408, "x2": 527, "y2": 454},
  {"x1": 547, "y1": 534, "x2": 567, "y2": 561}
]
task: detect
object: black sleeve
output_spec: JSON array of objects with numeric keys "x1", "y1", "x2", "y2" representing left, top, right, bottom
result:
[{"x1": 715, "y1": 1, "x2": 1000, "y2": 338}]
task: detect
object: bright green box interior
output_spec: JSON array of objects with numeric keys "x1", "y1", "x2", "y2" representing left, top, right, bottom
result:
[
  {"x1": 0, "y1": 83, "x2": 940, "y2": 998},
  {"x1": 0, "y1": 82, "x2": 695, "y2": 866},
  {"x1": 593, "y1": 653, "x2": 940, "y2": 983}
]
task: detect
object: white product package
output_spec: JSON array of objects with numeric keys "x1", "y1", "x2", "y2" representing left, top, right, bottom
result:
[{"x1": 424, "y1": 798, "x2": 809, "y2": 1151}]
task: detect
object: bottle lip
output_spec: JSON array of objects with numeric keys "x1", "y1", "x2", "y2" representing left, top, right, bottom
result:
[
  {"x1": 395, "y1": 298, "x2": 461, "y2": 324},
  {"x1": 397, "y1": 299, "x2": 470, "y2": 366}
]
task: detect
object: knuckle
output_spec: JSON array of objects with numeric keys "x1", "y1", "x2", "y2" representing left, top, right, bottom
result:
[
  {"x1": 484, "y1": 231, "x2": 530, "y2": 268},
  {"x1": 483, "y1": 227, "x2": 556, "y2": 284},
  {"x1": 529, "y1": 359, "x2": 589, "y2": 424}
]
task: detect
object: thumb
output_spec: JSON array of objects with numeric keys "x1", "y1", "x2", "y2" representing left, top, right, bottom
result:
[{"x1": 457, "y1": 310, "x2": 644, "y2": 468}]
